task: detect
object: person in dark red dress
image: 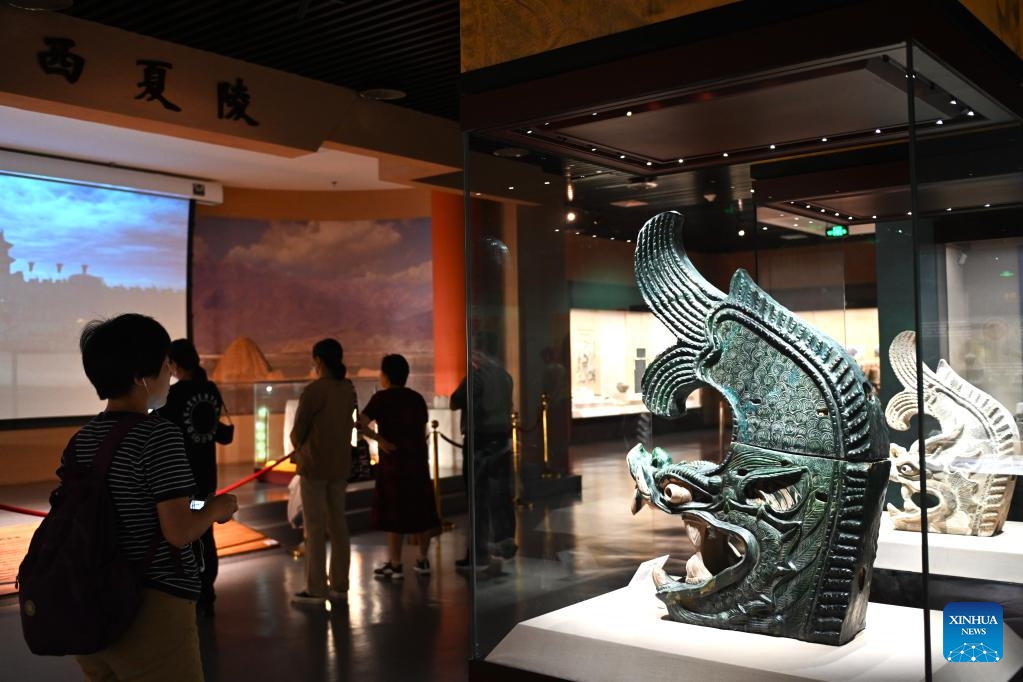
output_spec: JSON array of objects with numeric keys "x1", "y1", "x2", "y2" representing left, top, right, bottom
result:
[{"x1": 359, "y1": 354, "x2": 440, "y2": 579}]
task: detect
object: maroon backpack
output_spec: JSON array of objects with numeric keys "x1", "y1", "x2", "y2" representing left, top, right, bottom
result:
[{"x1": 17, "y1": 413, "x2": 155, "y2": 655}]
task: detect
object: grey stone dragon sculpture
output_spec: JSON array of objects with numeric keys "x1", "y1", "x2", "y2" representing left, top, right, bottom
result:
[
  {"x1": 886, "y1": 330, "x2": 1018, "y2": 536},
  {"x1": 627, "y1": 211, "x2": 890, "y2": 645}
]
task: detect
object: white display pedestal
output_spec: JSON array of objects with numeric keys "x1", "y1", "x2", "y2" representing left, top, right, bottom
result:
[
  {"x1": 875, "y1": 518, "x2": 1023, "y2": 584},
  {"x1": 486, "y1": 559, "x2": 1023, "y2": 682}
]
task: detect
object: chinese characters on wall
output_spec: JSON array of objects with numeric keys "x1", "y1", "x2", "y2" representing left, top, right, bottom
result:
[{"x1": 36, "y1": 36, "x2": 259, "y2": 126}]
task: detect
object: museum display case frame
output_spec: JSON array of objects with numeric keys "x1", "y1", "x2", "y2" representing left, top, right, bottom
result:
[{"x1": 460, "y1": 2, "x2": 1023, "y2": 680}]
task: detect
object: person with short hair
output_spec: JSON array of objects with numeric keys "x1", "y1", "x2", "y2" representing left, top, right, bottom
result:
[
  {"x1": 360, "y1": 354, "x2": 440, "y2": 579},
  {"x1": 290, "y1": 338, "x2": 357, "y2": 604},
  {"x1": 73, "y1": 314, "x2": 238, "y2": 681},
  {"x1": 156, "y1": 338, "x2": 225, "y2": 618}
]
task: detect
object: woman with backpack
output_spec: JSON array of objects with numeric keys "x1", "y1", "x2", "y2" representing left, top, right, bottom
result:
[{"x1": 20, "y1": 314, "x2": 237, "y2": 680}]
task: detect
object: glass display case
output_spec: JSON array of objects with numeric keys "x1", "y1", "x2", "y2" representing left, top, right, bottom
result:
[{"x1": 460, "y1": 5, "x2": 1023, "y2": 680}]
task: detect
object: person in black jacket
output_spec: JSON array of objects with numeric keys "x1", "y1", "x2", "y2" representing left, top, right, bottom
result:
[{"x1": 156, "y1": 338, "x2": 224, "y2": 618}]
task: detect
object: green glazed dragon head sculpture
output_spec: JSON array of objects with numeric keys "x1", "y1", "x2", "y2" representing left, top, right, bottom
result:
[{"x1": 627, "y1": 211, "x2": 890, "y2": 645}]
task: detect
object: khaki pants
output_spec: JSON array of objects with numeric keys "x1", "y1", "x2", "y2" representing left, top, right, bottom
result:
[
  {"x1": 301, "y1": 476, "x2": 350, "y2": 595},
  {"x1": 76, "y1": 588, "x2": 202, "y2": 681}
]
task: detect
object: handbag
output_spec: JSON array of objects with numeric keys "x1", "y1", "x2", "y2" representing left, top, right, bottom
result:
[{"x1": 214, "y1": 404, "x2": 234, "y2": 445}]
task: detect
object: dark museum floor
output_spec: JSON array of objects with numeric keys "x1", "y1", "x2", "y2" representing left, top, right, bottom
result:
[
  {"x1": 0, "y1": 426, "x2": 863, "y2": 681},
  {"x1": 7, "y1": 424, "x2": 1020, "y2": 680}
]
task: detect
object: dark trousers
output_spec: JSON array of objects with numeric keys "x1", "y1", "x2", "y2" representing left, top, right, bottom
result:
[
  {"x1": 463, "y1": 435, "x2": 515, "y2": 560},
  {"x1": 195, "y1": 525, "x2": 218, "y2": 606}
]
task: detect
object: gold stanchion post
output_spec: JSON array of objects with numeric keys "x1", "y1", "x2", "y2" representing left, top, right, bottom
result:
[
  {"x1": 511, "y1": 411, "x2": 531, "y2": 508},
  {"x1": 540, "y1": 392, "x2": 560, "y2": 478},
  {"x1": 431, "y1": 419, "x2": 454, "y2": 531}
]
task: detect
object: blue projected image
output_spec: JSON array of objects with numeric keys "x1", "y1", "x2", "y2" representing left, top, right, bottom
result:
[{"x1": 0, "y1": 173, "x2": 189, "y2": 419}]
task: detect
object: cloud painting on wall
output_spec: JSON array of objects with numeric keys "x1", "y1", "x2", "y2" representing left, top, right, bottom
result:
[{"x1": 192, "y1": 216, "x2": 433, "y2": 388}]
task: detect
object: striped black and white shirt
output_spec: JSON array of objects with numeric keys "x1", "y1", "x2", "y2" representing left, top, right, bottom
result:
[{"x1": 61, "y1": 411, "x2": 200, "y2": 600}]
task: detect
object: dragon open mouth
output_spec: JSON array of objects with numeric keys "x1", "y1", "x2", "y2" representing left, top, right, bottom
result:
[{"x1": 652, "y1": 510, "x2": 757, "y2": 604}]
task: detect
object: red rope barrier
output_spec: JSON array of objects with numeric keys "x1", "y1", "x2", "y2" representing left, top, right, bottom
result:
[
  {"x1": 0, "y1": 453, "x2": 296, "y2": 519},
  {"x1": 0, "y1": 502, "x2": 47, "y2": 518},
  {"x1": 215, "y1": 453, "x2": 294, "y2": 495}
]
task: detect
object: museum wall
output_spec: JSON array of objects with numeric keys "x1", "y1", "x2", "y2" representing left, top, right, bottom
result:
[
  {"x1": 460, "y1": 0, "x2": 1021, "y2": 73},
  {"x1": 0, "y1": 186, "x2": 464, "y2": 481}
]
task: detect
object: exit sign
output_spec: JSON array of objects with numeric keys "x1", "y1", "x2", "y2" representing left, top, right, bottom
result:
[{"x1": 825, "y1": 225, "x2": 849, "y2": 238}]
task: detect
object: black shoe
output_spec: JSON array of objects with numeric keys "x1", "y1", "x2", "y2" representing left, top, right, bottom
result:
[
  {"x1": 455, "y1": 555, "x2": 490, "y2": 572},
  {"x1": 373, "y1": 561, "x2": 404, "y2": 580},
  {"x1": 488, "y1": 538, "x2": 518, "y2": 559}
]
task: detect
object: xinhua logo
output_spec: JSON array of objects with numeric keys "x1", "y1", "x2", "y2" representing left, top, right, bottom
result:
[{"x1": 943, "y1": 602, "x2": 1003, "y2": 662}]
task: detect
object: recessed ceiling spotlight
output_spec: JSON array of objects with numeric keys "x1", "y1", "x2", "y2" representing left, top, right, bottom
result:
[
  {"x1": 508, "y1": 186, "x2": 515, "y2": 190},
  {"x1": 847, "y1": 216, "x2": 853, "y2": 220},
  {"x1": 723, "y1": 152, "x2": 729, "y2": 157},
  {"x1": 750, "y1": 189, "x2": 755, "y2": 194},
  {"x1": 626, "y1": 239, "x2": 632, "y2": 243},
  {"x1": 473, "y1": 192, "x2": 481, "y2": 196},
  {"x1": 596, "y1": 170, "x2": 602, "y2": 173},
  {"x1": 907, "y1": 211, "x2": 912, "y2": 215},
  {"x1": 834, "y1": 212, "x2": 840, "y2": 217},
  {"x1": 591, "y1": 148, "x2": 597, "y2": 152},
  {"x1": 619, "y1": 155, "x2": 626, "y2": 159},
  {"x1": 526, "y1": 129, "x2": 534, "y2": 134},
  {"x1": 554, "y1": 228, "x2": 560, "y2": 232},
  {"x1": 591, "y1": 234, "x2": 597, "y2": 238},
  {"x1": 566, "y1": 211, "x2": 577, "y2": 222},
  {"x1": 805, "y1": 204, "x2": 811, "y2": 209},
  {"x1": 967, "y1": 110, "x2": 975, "y2": 116},
  {"x1": 821, "y1": 137, "x2": 828, "y2": 142},
  {"x1": 358, "y1": 88, "x2": 407, "y2": 101},
  {"x1": 646, "y1": 161, "x2": 652, "y2": 166},
  {"x1": 738, "y1": 229, "x2": 746, "y2": 237},
  {"x1": 610, "y1": 237, "x2": 615, "y2": 240},
  {"x1": 678, "y1": 158, "x2": 685, "y2": 164},
  {"x1": 761, "y1": 226, "x2": 768, "y2": 231},
  {"x1": 820, "y1": 208, "x2": 826, "y2": 213},
  {"x1": 544, "y1": 122, "x2": 550, "y2": 126},
  {"x1": 626, "y1": 111, "x2": 633, "y2": 117},
  {"x1": 592, "y1": 112, "x2": 598, "y2": 116},
  {"x1": 872, "y1": 215, "x2": 877, "y2": 219},
  {"x1": 936, "y1": 119, "x2": 943, "y2": 125},
  {"x1": 875, "y1": 128, "x2": 882, "y2": 134},
  {"x1": 946, "y1": 207, "x2": 952, "y2": 211},
  {"x1": 544, "y1": 180, "x2": 551, "y2": 185},
  {"x1": 950, "y1": 99, "x2": 957, "y2": 105},
  {"x1": 985, "y1": 203, "x2": 991, "y2": 207},
  {"x1": 769, "y1": 144, "x2": 776, "y2": 150}
]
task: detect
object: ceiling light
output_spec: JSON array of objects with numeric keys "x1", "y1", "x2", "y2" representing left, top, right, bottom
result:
[
  {"x1": 769, "y1": 144, "x2": 776, "y2": 150},
  {"x1": 875, "y1": 128, "x2": 882, "y2": 134},
  {"x1": 950, "y1": 99, "x2": 957, "y2": 105},
  {"x1": 820, "y1": 208, "x2": 826, "y2": 213},
  {"x1": 967, "y1": 110, "x2": 975, "y2": 116},
  {"x1": 761, "y1": 226, "x2": 768, "y2": 231},
  {"x1": 847, "y1": 216, "x2": 853, "y2": 220},
  {"x1": 723, "y1": 152, "x2": 729, "y2": 157},
  {"x1": 591, "y1": 234, "x2": 597, "y2": 238},
  {"x1": 619, "y1": 155, "x2": 626, "y2": 159},
  {"x1": 473, "y1": 192, "x2": 481, "y2": 196},
  {"x1": 626, "y1": 111, "x2": 633, "y2": 117},
  {"x1": 985, "y1": 203, "x2": 991, "y2": 207},
  {"x1": 526, "y1": 129, "x2": 534, "y2": 134},
  {"x1": 493, "y1": 147, "x2": 529, "y2": 158},
  {"x1": 508, "y1": 186, "x2": 514, "y2": 190},
  {"x1": 872, "y1": 215, "x2": 877, "y2": 219},
  {"x1": 592, "y1": 112, "x2": 598, "y2": 116},
  {"x1": 821, "y1": 137, "x2": 828, "y2": 142},
  {"x1": 358, "y1": 88, "x2": 406, "y2": 101},
  {"x1": 591, "y1": 148, "x2": 597, "y2": 152},
  {"x1": 946, "y1": 207, "x2": 951, "y2": 211},
  {"x1": 544, "y1": 181, "x2": 551, "y2": 185},
  {"x1": 566, "y1": 211, "x2": 577, "y2": 222},
  {"x1": 834, "y1": 212, "x2": 840, "y2": 217},
  {"x1": 936, "y1": 119, "x2": 943, "y2": 125},
  {"x1": 554, "y1": 228, "x2": 560, "y2": 232},
  {"x1": 678, "y1": 158, "x2": 684, "y2": 164},
  {"x1": 738, "y1": 230, "x2": 746, "y2": 237},
  {"x1": 646, "y1": 161, "x2": 652, "y2": 166},
  {"x1": 907, "y1": 211, "x2": 912, "y2": 215},
  {"x1": 610, "y1": 237, "x2": 615, "y2": 240},
  {"x1": 544, "y1": 122, "x2": 550, "y2": 126},
  {"x1": 806, "y1": 205, "x2": 811, "y2": 209}
]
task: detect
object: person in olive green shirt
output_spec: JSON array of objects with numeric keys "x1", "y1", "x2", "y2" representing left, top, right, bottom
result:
[{"x1": 289, "y1": 338, "x2": 358, "y2": 605}]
